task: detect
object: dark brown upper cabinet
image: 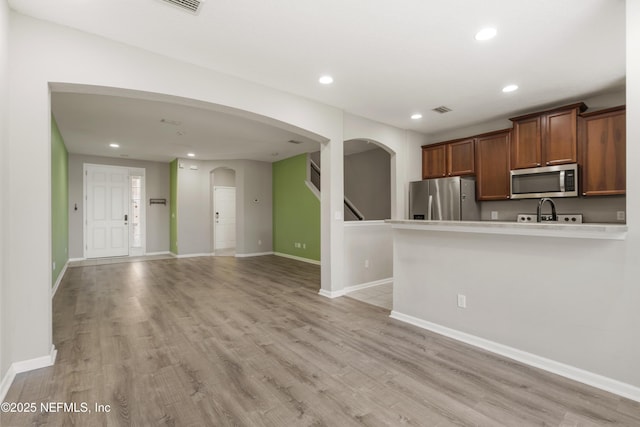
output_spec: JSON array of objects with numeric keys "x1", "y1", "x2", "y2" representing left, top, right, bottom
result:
[
  {"x1": 510, "y1": 102, "x2": 587, "y2": 170},
  {"x1": 475, "y1": 130, "x2": 511, "y2": 201},
  {"x1": 422, "y1": 144, "x2": 447, "y2": 179},
  {"x1": 579, "y1": 106, "x2": 626, "y2": 196},
  {"x1": 422, "y1": 138, "x2": 475, "y2": 179}
]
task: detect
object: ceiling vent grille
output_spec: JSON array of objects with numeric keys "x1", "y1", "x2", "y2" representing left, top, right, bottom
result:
[
  {"x1": 288, "y1": 139, "x2": 303, "y2": 144},
  {"x1": 432, "y1": 106, "x2": 452, "y2": 114},
  {"x1": 158, "y1": 0, "x2": 205, "y2": 15}
]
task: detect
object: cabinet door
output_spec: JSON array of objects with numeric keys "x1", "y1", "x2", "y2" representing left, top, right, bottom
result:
[
  {"x1": 511, "y1": 117, "x2": 541, "y2": 169},
  {"x1": 447, "y1": 139, "x2": 475, "y2": 176},
  {"x1": 476, "y1": 131, "x2": 511, "y2": 200},
  {"x1": 422, "y1": 145, "x2": 447, "y2": 179},
  {"x1": 581, "y1": 109, "x2": 626, "y2": 196},
  {"x1": 545, "y1": 108, "x2": 577, "y2": 166}
]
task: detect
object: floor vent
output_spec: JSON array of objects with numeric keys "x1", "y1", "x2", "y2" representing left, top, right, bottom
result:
[
  {"x1": 432, "y1": 106, "x2": 452, "y2": 114},
  {"x1": 158, "y1": 0, "x2": 205, "y2": 15}
]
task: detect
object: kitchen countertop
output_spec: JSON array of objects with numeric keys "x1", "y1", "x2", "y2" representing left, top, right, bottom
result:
[{"x1": 386, "y1": 219, "x2": 628, "y2": 240}]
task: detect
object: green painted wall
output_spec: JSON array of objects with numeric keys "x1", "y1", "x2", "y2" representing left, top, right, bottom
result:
[
  {"x1": 273, "y1": 154, "x2": 320, "y2": 261},
  {"x1": 51, "y1": 116, "x2": 68, "y2": 286},
  {"x1": 170, "y1": 159, "x2": 178, "y2": 254}
]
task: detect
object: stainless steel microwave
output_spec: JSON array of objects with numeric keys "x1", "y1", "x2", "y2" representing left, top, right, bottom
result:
[{"x1": 510, "y1": 163, "x2": 578, "y2": 199}]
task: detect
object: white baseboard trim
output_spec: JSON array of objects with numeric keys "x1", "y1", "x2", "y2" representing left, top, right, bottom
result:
[
  {"x1": 318, "y1": 289, "x2": 347, "y2": 298},
  {"x1": 51, "y1": 261, "x2": 69, "y2": 298},
  {"x1": 0, "y1": 365, "x2": 16, "y2": 403},
  {"x1": 274, "y1": 252, "x2": 321, "y2": 265},
  {"x1": 1, "y1": 345, "x2": 57, "y2": 402},
  {"x1": 145, "y1": 251, "x2": 171, "y2": 256},
  {"x1": 343, "y1": 278, "x2": 393, "y2": 294},
  {"x1": 235, "y1": 251, "x2": 274, "y2": 258},
  {"x1": 68, "y1": 257, "x2": 85, "y2": 262},
  {"x1": 319, "y1": 278, "x2": 393, "y2": 300},
  {"x1": 12, "y1": 345, "x2": 58, "y2": 374},
  {"x1": 389, "y1": 311, "x2": 640, "y2": 403},
  {"x1": 173, "y1": 253, "x2": 213, "y2": 259}
]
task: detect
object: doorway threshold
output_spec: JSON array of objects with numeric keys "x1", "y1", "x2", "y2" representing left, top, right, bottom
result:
[{"x1": 68, "y1": 253, "x2": 174, "y2": 267}]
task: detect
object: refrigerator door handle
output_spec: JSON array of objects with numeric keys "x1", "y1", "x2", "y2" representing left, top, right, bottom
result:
[{"x1": 428, "y1": 195, "x2": 433, "y2": 221}]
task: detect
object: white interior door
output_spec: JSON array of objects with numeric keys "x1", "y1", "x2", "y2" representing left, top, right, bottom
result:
[
  {"x1": 85, "y1": 164, "x2": 129, "y2": 258},
  {"x1": 213, "y1": 186, "x2": 236, "y2": 251}
]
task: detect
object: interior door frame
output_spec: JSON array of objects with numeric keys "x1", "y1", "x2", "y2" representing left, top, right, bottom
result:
[
  {"x1": 83, "y1": 163, "x2": 147, "y2": 259},
  {"x1": 212, "y1": 185, "x2": 236, "y2": 252}
]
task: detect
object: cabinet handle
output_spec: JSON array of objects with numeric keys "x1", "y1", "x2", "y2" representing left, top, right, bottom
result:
[{"x1": 536, "y1": 163, "x2": 541, "y2": 166}]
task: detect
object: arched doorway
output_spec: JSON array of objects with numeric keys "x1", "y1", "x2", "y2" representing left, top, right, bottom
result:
[{"x1": 343, "y1": 139, "x2": 392, "y2": 221}]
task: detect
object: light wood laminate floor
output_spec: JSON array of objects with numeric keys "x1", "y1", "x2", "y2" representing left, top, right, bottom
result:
[{"x1": 2, "y1": 255, "x2": 639, "y2": 426}]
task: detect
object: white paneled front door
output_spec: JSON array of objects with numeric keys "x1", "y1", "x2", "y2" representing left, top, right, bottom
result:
[
  {"x1": 213, "y1": 186, "x2": 236, "y2": 251},
  {"x1": 85, "y1": 164, "x2": 129, "y2": 258}
]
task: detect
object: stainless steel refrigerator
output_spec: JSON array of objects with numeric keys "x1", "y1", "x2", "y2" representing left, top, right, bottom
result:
[{"x1": 409, "y1": 176, "x2": 480, "y2": 221}]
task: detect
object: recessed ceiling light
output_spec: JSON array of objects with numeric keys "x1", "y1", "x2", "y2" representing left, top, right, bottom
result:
[
  {"x1": 411, "y1": 113, "x2": 423, "y2": 120},
  {"x1": 502, "y1": 84, "x2": 519, "y2": 93},
  {"x1": 319, "y1": 75, "x2": 334, "y2": 85},
  {"x1": 187, "y1": 153, "x2": 195, "y2": 157},
  {"x1": 109, "y1": 143, "x2": 119, "y2": 148},
  {"x1": 475, "y1": 27, "x2": 497, "y2": 41}
]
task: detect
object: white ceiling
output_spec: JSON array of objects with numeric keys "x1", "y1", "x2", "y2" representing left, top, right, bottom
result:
[
  {"x1": 51, "y1": 92, "x2": 321, "y2": 163},
  {"x1": 11, "y1": 0, "x2": 626, "y2": 163}
]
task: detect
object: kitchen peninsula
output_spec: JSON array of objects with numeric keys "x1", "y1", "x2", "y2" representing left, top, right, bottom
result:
[
  {"x1": 388, "y1": 217, "x2": 634, "y2": 400},
  {"x1": 387, "y1": 219, "x2": 627, "y2": 240}
]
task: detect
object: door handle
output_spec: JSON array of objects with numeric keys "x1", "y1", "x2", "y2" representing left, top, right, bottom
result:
[{"x1": 124, "y1": 214, "x2": 128, "y2": 225}]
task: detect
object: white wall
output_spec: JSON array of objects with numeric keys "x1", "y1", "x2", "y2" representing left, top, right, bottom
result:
[
  {"x1": 211, "y1": 168, "x2": 235, "y2": 187},
  {"x1": 344, "y1": 222, "x2": 392, "y2": 289},
  {"x1": 392, "y1": 3, "x2": 640, "y2": 394},
  {"x1": 67, "y1": 154, "x2": 170, "y2": 259},
  {"x1": 176, "y1": 158, "x2": 272, "y2": 256},
  {"x1": 5, "y1": 11, "x2": 345, "y2": 371},
  {"x1": 341, "y1": 114, "x2": 426, "y2": 293},
  {"x1": 0, "y1": 0, "x2": 10, "y2": 379},
  {"x1": 342, "y1": 114, "x2": 427, "y2": 294}
]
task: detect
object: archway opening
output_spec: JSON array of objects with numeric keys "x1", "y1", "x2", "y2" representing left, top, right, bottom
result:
[{"x1": 343, "y1": 139, "x2": 394, "y2": 221}]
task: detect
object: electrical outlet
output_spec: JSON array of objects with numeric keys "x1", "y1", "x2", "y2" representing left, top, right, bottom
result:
[
  {"x1": 457, "y1": 294, "x2": 467, "y2": 308},
  {"x1": 52, "y1": 261, "x2": 56, "y2": 271},
  {"x1": 364, "y1": 259, "x2": 370, "y2": 268},
  {"x1": 491, "y1": 211, "x2": 499, "y2": 220},
  {"x1": 258, "y1": 239, "x2": 262, "y2": 246},
  {"x1": 302, "y1": 243, "x2": 306, "y2": 249},
  {"x1": 617, "y1": 211, "x2": 625, "y2": 221}
]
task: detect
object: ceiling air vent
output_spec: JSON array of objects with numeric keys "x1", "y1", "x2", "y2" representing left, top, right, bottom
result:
[
  {"x1": 288, "y1": 139, "x2": 303, "y2": 144},
  {"x1": 158, "y1": 0, "x2": 205, "y2": 15},
  {"x1": 432, "y1": 106, "x2": 452, "y2": 114}
]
